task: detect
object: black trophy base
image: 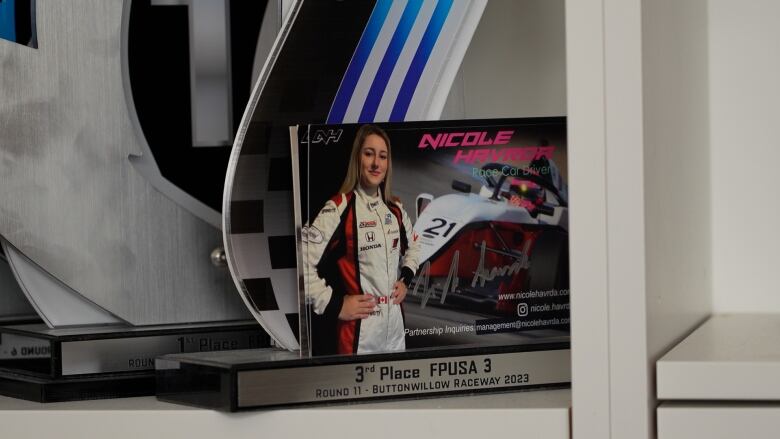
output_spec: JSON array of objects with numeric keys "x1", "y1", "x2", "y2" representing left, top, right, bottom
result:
[
  {"x1": 0, "y1": 321, "x2": 269, "y2": 402},
  {"x1": 156, "y1": 341, "x2": 571, "y2": 411},
  {"x1": 0, "y1": 369, "x2": 155, "y2": 403}
]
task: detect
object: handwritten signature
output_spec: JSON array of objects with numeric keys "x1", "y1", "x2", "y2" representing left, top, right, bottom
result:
[
  {"x1": 471, "y1": 240, "x2": 530, "y2": 288},
  {"x1": 411, "y1": 240, "x2": 531, "y2": 308}
]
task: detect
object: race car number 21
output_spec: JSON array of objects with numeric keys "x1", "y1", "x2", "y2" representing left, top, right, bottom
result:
[{"x1": 424, "y1": 218, "x2": 457, "y2": 237}]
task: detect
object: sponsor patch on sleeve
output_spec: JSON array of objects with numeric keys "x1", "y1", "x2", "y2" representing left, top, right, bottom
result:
[{"x1": 302, "y1": 226, "x2": 324, "y2": 244}]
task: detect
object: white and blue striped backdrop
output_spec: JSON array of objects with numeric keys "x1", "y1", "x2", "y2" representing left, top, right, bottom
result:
[{"x1": 328, "y1": 0, "x2": 486, "y2": 124}]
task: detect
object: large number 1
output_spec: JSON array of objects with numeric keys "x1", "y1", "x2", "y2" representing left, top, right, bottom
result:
[{"x1": 152, "y1": 0, "x2": 233, "y2": 147}]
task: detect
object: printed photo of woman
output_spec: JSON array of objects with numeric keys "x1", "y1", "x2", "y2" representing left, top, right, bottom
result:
[{"x1": 302, "y1": 124, "x2": 420, "y2": 356}]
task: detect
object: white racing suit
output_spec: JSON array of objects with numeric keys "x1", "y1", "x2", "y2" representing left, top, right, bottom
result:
[{"x1": 303, "y1": 186, "x2": 420, "y2": 355}]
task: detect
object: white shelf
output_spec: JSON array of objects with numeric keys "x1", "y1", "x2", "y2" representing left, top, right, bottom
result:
[
  {"x1": 658, "y1": 402, "x2": 780, "y2": 439},
  {"x1": 657, "y1": 314, "x2": 780, "y2": 400},
  {"x1": 0, "y1": 389, "x2": 570, "y2": 439}
]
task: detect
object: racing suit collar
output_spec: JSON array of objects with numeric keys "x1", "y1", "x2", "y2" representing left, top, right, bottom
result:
[{"x1": 356, "y1": 185, "x2": 383, "y2": 211}]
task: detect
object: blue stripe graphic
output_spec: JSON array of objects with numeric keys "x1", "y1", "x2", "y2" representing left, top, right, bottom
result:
[
  {"x1": 327, "y1": 0, "x2": 393, "y2": 124},
  {"x1": 390, "y1": 0, "x2": 454, "y2": 121},
  {"x1": 0, "y1": 0, "x2": 17, "y2": 42},
  {"x1": 358, "y1": 0, "x2": 424, "y2": 123}
]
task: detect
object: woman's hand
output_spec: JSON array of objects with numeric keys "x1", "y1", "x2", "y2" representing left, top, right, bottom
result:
[
  {"x1": 339, "y1": 294, "x2": 377, "y2": 320},
  {"x1": 391, "y1": 281, "x2": 407, "y2": 304}
]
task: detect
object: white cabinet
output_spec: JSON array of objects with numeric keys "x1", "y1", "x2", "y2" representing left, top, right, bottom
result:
[
  {"x1": 658, "y1": 403, "x2": 780, "y2": 439},
  {"x1": 9, "y1": 1, "x2": 780, "y2": 438},
  {"x1": 570, "y1": 0, "x2": 780, "y2": 438},
  {"x1": 657, "y1": 314, "x2": 780, "y2": 401}
]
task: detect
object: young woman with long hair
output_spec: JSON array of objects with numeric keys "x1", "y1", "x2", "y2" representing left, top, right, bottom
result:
[{"x1": 303, "y1": 124, "x2": 420, "y2": 355}]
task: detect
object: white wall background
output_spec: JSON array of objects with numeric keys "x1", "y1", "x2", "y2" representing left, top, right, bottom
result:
[
  {"x1": 442, "y1": 0, "x2": 566, "y2": 119},
  {"x1": 710, "y1": 0, "x2": 780, "y2": 312}
]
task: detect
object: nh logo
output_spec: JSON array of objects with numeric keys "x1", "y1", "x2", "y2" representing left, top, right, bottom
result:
[{"x1": 307, "y1": 129, "x2": 343, "y2": 145}]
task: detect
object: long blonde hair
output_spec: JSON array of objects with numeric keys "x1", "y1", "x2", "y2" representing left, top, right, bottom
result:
[{"x1": 338, "y1": 124, "x2": 394, "y2": 204}]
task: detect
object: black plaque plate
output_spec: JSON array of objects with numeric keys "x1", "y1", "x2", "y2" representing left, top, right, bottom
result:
[
  {"x1": 0, "y1": 321, "x2": 269, "y2": 402},
  {"x1": 156, "y1": 341, "x2": 570, "y2": 411}
]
